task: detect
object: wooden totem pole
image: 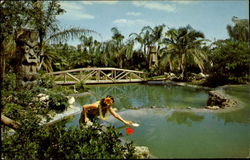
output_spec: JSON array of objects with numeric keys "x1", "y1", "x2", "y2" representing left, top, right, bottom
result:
[
  {"x1": 15, "y1": 29, "x2": 43, "y2": 89},
  {"x1": 148, "y1": 46, "x2": 158, "y2": 70}
]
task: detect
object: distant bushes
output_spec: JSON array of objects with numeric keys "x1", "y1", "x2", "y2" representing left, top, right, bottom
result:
[{"x1": 204, "y1": 40, "x2": 249, "y2": 87}]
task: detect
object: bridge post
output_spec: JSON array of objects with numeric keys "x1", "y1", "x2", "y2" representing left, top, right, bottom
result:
[
  {"x1": 96, "y1": 70, "x2": 100, "y2": 82},
  {"x1": 112, "y1": 70, "x2": 115, "y2": 83},
  {"x1": 80, "y1": 71, "x2": 82, "y2": 81}
]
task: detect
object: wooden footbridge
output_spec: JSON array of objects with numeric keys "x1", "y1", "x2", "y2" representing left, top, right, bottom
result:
[{"x1": 47, "y1": 67, "x2": 146, "y2": 85}]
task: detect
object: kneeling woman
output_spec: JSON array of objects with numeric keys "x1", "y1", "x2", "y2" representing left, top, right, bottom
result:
[{"x1": 80, "y1": 95, "x2": 133, "y2": 126}]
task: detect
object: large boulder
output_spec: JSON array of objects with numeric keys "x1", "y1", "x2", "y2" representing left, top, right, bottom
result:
[{"x1": 207, "y1": 91, "x2": 237, "y2": 109}]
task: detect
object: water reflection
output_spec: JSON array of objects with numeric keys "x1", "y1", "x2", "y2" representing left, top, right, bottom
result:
[
  {"x1": 166, "y1": 111, "x2": 204, "y2": 126},
  {"x1": 77, "y1": 84, "x2": 209, "y2": 110}
]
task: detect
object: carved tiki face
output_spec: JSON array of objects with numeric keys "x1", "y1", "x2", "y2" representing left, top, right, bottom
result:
[
  {"x1": 22, "y1": 40, "x2": 40, "y2": 64},
  {"x1": 16, "y1": 29, "x2": 42, "y2": 65},
  {"x1": 16, "y1": 29, "x2": 43, "y2": 89}
]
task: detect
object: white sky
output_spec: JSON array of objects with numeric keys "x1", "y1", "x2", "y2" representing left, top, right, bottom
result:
[{"x1": 57, "y1": 0, "x2": 249, "y2": 46}]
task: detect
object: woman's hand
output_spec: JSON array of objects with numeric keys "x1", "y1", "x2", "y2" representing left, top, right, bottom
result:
[{"x1": 124, "y1": 121, "x2": 133, "y2": 125}]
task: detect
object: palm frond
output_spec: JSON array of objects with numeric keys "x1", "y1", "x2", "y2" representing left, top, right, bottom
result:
[
  {"x1": 46, "y1": 28, "x2": 101, "y2": 44},
  {"x1": 141, "y1": 26, "x2": 153, "y2": 33}
]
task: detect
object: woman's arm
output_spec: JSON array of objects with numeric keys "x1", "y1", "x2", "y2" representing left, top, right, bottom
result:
[{"x1": 108, "y1": 107, "x2": 133, "y2": 125}]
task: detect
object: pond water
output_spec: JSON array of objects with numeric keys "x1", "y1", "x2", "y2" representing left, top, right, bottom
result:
[{"x1": 66, "y1": 84, "x2": 250, "y2": 158}]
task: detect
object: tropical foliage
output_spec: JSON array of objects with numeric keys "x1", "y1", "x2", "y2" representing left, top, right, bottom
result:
[
  {"x1": 2, "y1": 114, "x2": 135, "y2": 159},
  {"x1": 0, "y1": 0, "x2": 96, "y2": 77},
  {"x1": 205, "y1": 40, "x2": 249, "y2": 87},
  {"x1": 227, "y1": 16, "x2": 249, "y2": 42},
  {"x1": 204, "y1": 17, "x2": 249, "y2": 87},
  {"x1": 31, "y1": 18, "x2": 248, "y2": 87},
  {"x1": 160, "y1": 25, "x2": 208, "y2": 80},
  {"x1": 2, "y1": 73, "x2": 72, "y2": 121}
]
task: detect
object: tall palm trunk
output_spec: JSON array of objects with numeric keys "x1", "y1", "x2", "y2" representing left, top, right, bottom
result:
[
  {"x1": 180, "y1": 53, "x2": 186, "y2": 80},
  {"x1": 119, "y1": 59, "x2": 123, "y2": 68}
]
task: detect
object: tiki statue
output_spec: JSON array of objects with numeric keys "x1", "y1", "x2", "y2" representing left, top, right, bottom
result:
[
  {"x1": 15, "y1": 29, "x2": 43, "y2": 89},
  {"x1": 149, "y1": 46, "x2": 158, "y2": 70}
]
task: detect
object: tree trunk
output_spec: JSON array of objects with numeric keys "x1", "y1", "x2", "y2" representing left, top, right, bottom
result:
[
  {"x1": 1, "y1": 115, "x2": 19, "y2": 129},
  {"x1": 119, "y1": 59, "x2": 123, "y2": 69},
  {"x1": 0, "y1": 43, "x2": 5, "y2": 118},
  {"x1": 180, "y1": 53, "x2": 186, "y2": 80},
  {"x1": 0, "y1": 41, "x2": 5, "y2": 80}
]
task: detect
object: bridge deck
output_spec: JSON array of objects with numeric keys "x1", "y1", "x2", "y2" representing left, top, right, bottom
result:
[
  {"x1": 47, "y1": 67, "x2": 146, "y2": 85},
  {"x1": 55, "y1": 79, "x2": 145, "y2": 85}
]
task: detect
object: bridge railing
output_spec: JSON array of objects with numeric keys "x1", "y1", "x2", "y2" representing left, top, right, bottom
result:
[{"x1": 47, "y1": 67, "x2": 146, "y2": 85}]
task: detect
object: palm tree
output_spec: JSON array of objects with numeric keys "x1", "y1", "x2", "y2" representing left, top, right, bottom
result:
[
  {"x1": 111, "y1": 27, "x2": 124, "y2": 48},
  {"x1": 129, "y1": 24, "x2": 166, "y2": 70},
  {"x1": 99, "y1": 40, "x2": 117, "y2": 67},
  {"x1": 140, "y1": 27, "x2": 153, "y2": 56},
  {"x1": 129, "y1": 32, "x2": 145, "y2": 54},
  {"x1": 142, "y1": 24, "x2": 166, "y2": 48},
  {"x1": 110, "y1": 27, "x2": 135, "y2": 68},
  {"x1": 161, "y1": 25, "x2": 208, "y2": 80},
  {"x1": 129, "y1": 28, "x2": 150, "y2": 56},
  {"x1": 79, "y1": 35, "x2": 94, "y2": 54},
  {"x1": 226, "y1": 16, "x2": 249, "y2": 42},
  {"x1": 116, "y1": 39, "x2": 135, "y2": 68},
  {"x1": 30, "y1": 1, "x2": 100, "y2": 72}
]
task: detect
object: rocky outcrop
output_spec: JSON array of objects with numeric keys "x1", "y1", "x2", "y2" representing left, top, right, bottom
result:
[
  {"x1": 164, "y1": 72, "x2": 178, "y2": 80},
  {"x1": 206, "y1": 90, "x2": 237, "y2": 109},
  {"x1": 133, "y1": 146, "x2": 150, "y2": 159}
]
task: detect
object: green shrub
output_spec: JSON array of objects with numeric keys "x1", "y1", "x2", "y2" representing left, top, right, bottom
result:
[
  {"x1": 75, "y1": 81, "x2": 89, "y2": 93},
  {"x1": 46, "y1": 92, "x2": 68, "y2": 112},
  {"x1": 37, "y1": 73, "x2": 56, "y2": 89},
  {"x1": 2, "y1": 78, "x2": 69, "y2": 121},
  {"x1": 205, "y1": 40, "x2": 249, "y2": 87},
  {"x1": 2, "y1": 114, "x2": 136, "y2": 159},
  {"x1": 2, "y1": 103, "x2": 23, "y2": 120},
  {"x1": 50, "y1": 85, "x2": 75, "y2": 95},
  {"x1": 2, "y1": 73, "x2": 16, "y2": 91}
]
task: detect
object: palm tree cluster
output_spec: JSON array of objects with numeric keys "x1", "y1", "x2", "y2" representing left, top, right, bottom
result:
[
  {"x1": 160, "y1": 25, "x2": 208, "y2": 79},
  {"x1": 48, "y1": 24, "x2": 209, "y2": 79}
]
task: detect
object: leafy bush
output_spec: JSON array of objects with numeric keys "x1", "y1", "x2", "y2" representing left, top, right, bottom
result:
[
  {"x1": 75, "y1": 81, "x2": 89, "y2": 93},
  {"x1": 2, "y1": 103, "x2": 23, "y2": 120},
  {"x1": 2, "y1": 73, "x2": 17, "y2": 91},
  {"x1": 37, "y1": 73, "x2": 56, "y2": 89},
  {"x1": 2, "y1": 114, "x2": 136, "y2": 159},
  {"x1": 205, "y1": 40, "x2": 249, "y2": 87},
  {"x1": 46, "y1": 91, "x2": 68, "y2": 112},
  {"x1": 2, "y1": 72, "x2": 74, "y2": 114}
]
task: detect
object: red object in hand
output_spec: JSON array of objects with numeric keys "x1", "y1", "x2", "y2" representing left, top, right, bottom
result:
[{"x1": 126, "y1": 127, "x2": 134, "y2": 135}]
